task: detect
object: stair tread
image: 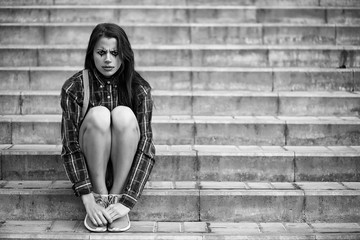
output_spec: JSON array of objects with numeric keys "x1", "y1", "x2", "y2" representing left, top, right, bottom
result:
[
  {"x1": 2, "y1": 5, "x2": 359, "y2": 9},
  {"x1": 2, "y1": 5, "x2": 360, "y2": 11},
  {"x1": 1, "y1": 66, "x2": 359, "y2": 71},
  {"x1": 1, "y1": 0, "x2": 360, "y2": 7},
  {"x1": 0, "y1": 220, "x2": 359, "y2": 237},
  {"x1": 1, "y1": 181, "x2": 359, "y2": 222},
  {"x1": 2, "y1": 22, "x2": 360, "y2": 27},
  {"x1": 2, "y1": 44, "x2": 360, "y2": 50},
  {"x1": 2, "y1": 90, "x2": 360, "y2": 96},
  {"x1": 1, "y1": 114, "x2": 359, "y2": 122},
  {"x1": 1, "y1": 180, "x2": 359, "y2": 192},
  {"x1": 1, "y1": 144, "x2": 359, "y2": 156}
]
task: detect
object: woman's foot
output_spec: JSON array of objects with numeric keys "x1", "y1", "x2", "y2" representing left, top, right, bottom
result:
[
  {"x1": 84, "y1": 214, "x2": 107, "y2": 232},
  {"x1": 107, "y1": 213, "x2": 131, "y2": 232},
  {"x1": 107, "y1": 194, "x2": 131, "y2": 232},
  {"x1": 83, "y1": 193, "x2": 109, "y2": 232}
]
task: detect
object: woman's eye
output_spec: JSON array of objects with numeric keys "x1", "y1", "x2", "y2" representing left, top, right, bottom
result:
[
  {"x1": 110, "y1": 51, "x2": 119, "y2": 56},
  {"x1": 97, "y1": 50, "x2": 106, "y2": 56}
]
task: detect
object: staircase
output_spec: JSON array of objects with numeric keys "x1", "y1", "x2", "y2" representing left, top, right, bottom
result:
[{"x1": 1, "y1": 0, "x2": 360, "y2": 239}]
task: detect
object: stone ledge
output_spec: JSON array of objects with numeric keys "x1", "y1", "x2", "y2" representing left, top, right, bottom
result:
[
  {"x1": 0, "y1": 220, "x2": 359, "y2": 239},
  {"x1": 1, "y1": 0, "x2": 360, "y2": 7},
  {"x1": 0, "y1": 181, "x2": 359, "y2": 222},
  {"x1": 1, "y1": 5, "x2": 360, "y2": 9},
  {"x1": 0, "y1": 180, "x2": 359, "y2": 191},
  {"x1": 1, "y1": 145, "x2": 359, "y2": 182},
  {"x1": 1, "y1": 115, "x2": 359, "y2": 145},
  {"x1": 1, "y1": 66, "x2": 359, "y2": 71},
  {"x1": 3, "y1": 44, "x2": 360, "y2": 50},
  {"x1": 2, "y1": 144, "x2": 360, "y2": 156},
  {"x1": 3, "y1": 90, "x2": 360, "y2": 116}
]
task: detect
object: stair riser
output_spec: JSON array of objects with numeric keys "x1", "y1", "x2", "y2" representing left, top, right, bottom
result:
[
  {"x1": 2, "y1": 93, "x2": 359, "y2": 116},
  {"x1": 2, "y1": 25, "x2": 359, "y2": 46},
  {"x1": 1, "y1": 0, "x2": 360, "y2": 7},
  {"x1": 1, "y1": 48, "x2": 359, "y2": 68},
  {"x1": 277, "y1": 96, "x2": 360, "y2": 116},
  {"x1": 200, "y1": 191, "x2": 360, "y2": 222},
  {"x1": 200, "y1": 155, "x2": 360, "y2": 182},
  {"x1": 2, "y1": 153, "x2": 360, "y2": 182},
  {"x1": 1, "y1": 8, "x2": 359, "y2": 24},
  {"x1": 192, "y1": 122, "x2": 360, "y2": 146},
  {"x1": 0, "y1": 70, "x2": 70, "y2": 91},
  {"x1": 285, "y1": 123, "x2": 360, "y2": 146},
  {"x1": 1, "y1": 190, "x2": 359, "y2": 222},
  {"x1": 1, "y1": 69, "x2": 357, "y2": 92},
  {"x1": 1, "y1": 154, "x2": 67, "y2": 181},
  {"x1": 274, "y1": 71, "x2": 357, "y2": 92},
  {"x1": 295, "y1": 156, "x2": 360, "y2": 181},
  {"x1": 1, "y1": 120, "x2": 359, "y2": 145},
  {"x1": 0, "y1": 154, "x2": 199, "y2": 182},
  {"x1": 0, "y1": 190, "x2": 200, "y2": 221},
  {"x1": 0, "y1": 94, "x2": 60, "y2": 115}
]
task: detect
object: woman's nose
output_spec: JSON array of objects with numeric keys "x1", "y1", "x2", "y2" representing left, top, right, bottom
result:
[{"x1": 105, "y1": 53, "x2": 112, "y2": 63}]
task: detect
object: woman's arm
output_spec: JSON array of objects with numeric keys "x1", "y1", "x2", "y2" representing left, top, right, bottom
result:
[
  {"x1": 61, "y1": 75, "x2": 93, "y2": 197},
  {"x1": 118, "y1": 85, "x2": 156, "y2": 209}
]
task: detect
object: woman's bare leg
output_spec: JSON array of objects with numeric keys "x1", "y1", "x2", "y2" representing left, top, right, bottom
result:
[
  {"x1": 80, "y1": 106, "x2": 111, "y2": 195},
  {"x1": 109, "y1": 106, "x2": 140, "y2": 194}
]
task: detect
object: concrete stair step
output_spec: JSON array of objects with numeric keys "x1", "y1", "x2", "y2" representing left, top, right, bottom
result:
[
  {"x1": 1, "y1": 67, "x2": 358, "y2": 92},
  {"x1": 1, "y1": 45, "x2": 360, "y2": 68},
  {"x1": 2, "y1": 23, "x2": 360, "y2": 45},
  {"x1": 1, "y1": 220, "x2": 360, "y2": 240},
  {"x1": 1, "y1": 90, "x2": 360, "y2": 116},
  {"x1": 2, "y1": 0, "x2": 360, "y2": 7},
  {"x1": 1, "y1": 115, "x2": 360, "y2": 145},
  {"x1": 1, "y1": 6, "x2": 359, "y2": 24},
  {"x1": 1, "y1": 144, "x2": 359, "y2": 182},
  {"x1": 0, "y1": 180, "x2": 359, "y2": 222}
]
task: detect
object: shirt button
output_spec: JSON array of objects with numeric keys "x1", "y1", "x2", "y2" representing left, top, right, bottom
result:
[
  {"x1": 107, "y1": 95, "x2": 111, "y2": 99},
  {"x1": 100, "y1": 85, "x2": 103, "y2": 88}
]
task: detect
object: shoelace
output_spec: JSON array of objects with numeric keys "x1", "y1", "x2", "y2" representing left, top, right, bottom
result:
[
  {"x1": 108, "y1": 194, "x2": 121, "y2": 205},
  {"x1": 94, "y1": 194, "x2": 109, "y2": 208}
]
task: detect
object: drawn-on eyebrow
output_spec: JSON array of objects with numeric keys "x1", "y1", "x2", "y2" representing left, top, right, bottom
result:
[{"x1": 96, "y1": 47, "x2": 118, "y2": 51}]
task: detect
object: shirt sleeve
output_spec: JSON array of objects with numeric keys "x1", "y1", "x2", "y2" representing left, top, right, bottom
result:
[
  {"x1": 60, "y1": 76, "x2": 93, "y2": 197},
  {"x1": 118, "y1": 86, "x2": 156, "y2": 209}
]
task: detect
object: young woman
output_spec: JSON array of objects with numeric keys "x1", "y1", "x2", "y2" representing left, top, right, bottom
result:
[{"x1": 60, "y1": 23, "x2": 155, "y2": 232}]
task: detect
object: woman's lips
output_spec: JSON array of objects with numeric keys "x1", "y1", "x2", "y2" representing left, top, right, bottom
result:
[{"x1": 102, "y1": 66, "x2": 114, "y2": 71}]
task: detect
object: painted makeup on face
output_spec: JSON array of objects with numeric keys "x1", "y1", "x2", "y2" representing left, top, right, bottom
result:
[{"x1": 93, "y1": 37, "x2": 122, "y2": 77}]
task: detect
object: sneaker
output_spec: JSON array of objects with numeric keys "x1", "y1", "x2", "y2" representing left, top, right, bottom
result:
[
  {"x1": 84, "y1": 193, "x2": 108, "y2": 232},
  {"x1": 108, "y1": 213, "x2": 131, "y2": 232},
  {"x1": 107, "y1": 194, "x2": 131, "y2": 232}
]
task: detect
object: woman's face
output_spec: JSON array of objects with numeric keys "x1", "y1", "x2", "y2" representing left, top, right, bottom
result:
[{"x1": 93, "y1": 37, "x2": 122, "y2": 77}]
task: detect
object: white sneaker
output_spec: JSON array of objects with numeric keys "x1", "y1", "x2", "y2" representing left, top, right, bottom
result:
[
  {"x1": 107, "y1": 194, "x2": 131, "y2": 232},
  {"x1": 107, "y1": 213, "x2": 131, "y2": 232},
  {"x1": 83, "y1": 193, "x2": 108, "y2": 232}
]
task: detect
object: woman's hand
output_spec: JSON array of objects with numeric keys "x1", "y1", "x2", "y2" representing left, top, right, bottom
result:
[
  {"x1": 81, "y1": 193, "x2": 112, "y2": 226},
  {"x1": 106, "y1": 203, "x2": 130, "y2": 221}
]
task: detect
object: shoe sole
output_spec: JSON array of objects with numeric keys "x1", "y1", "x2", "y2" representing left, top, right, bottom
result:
[
  {"x1": 107, "y1": 222, "x2": 131, "y2": 232},
  {"x1": 108, "y1": 215, "x2": 131, "y2": 232},
  {"x1": 84, "y1": 214, "x2": 107, "y2": 232}
]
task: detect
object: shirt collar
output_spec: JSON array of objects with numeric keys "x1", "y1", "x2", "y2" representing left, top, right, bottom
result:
[{"x1": 92, "y1": 68, "x2": 119, "y2": 86}]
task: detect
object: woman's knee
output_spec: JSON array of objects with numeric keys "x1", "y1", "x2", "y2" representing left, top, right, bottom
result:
[
  {"x1": 111, "y1": 106, "x2": 139, "y2": 136},
  {"x1": 83, "y1": 106, "x2": 111, "y2": 133}
]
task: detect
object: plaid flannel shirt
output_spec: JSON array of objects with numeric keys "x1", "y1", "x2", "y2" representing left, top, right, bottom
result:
[{"x1": 60, "y1": 70, "x2": 155, "y2": 209}]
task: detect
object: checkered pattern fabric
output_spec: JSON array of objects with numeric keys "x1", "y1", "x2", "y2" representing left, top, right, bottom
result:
[{"x1": 60, "y1": 70, "x2": 155, "y2": 209}]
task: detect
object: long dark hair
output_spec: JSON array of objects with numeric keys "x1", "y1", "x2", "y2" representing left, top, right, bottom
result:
[{"x1": 84, "y1": 23, "x2": 150, "y2": 111}]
